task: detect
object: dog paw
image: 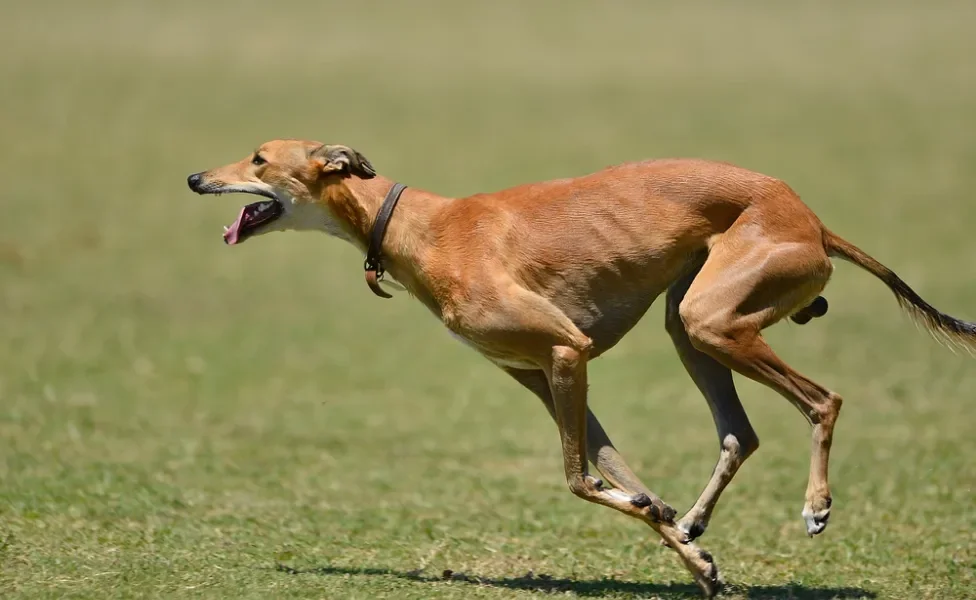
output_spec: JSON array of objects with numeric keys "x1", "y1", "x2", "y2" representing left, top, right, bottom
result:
[
  {"x1": 631, "y1": 493, "x2": 676, "y2": 523},
  {"x1": 659, "y1": 516, "x2": 705, "y2": 547},
  {"x1": 802, "y1": 496, "x2": 832, "y2": 537},
  {"x1": 678, "y1": 518, "x2": 707, "y2": 543},
  {"x1": 693, "y1": 548, "x2": 724, "y2": 598}
]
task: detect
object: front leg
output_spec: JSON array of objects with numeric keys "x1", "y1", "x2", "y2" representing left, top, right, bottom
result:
[
  {"x1": 543, "y1": 344, "x2": 721, "y2": 597},
  {"x1": 505, "y1": 367, "x2": 676, "y2": 522},
  {"x1": 546, "y1": 345, "x2": 616, "y2": 504},
  {"x1": 454, "y1": 283, "x2": 722, "y2": 596}
]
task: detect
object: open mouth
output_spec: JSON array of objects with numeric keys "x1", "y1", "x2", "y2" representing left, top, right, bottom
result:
[
  {"x1": 222, "y1": 199, "x2": 284, "y2": 245},
  {"x1": 189, "y1": 180, "x2": 284, "y2": 245}
]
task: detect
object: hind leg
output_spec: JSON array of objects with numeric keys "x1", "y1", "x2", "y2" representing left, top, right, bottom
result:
[
  {"x1": 679, "y1": 226, "x2": 841, "y2": 536},
  {"x1": 665, "y1": 267, "x2": 760, "y2": 543}
]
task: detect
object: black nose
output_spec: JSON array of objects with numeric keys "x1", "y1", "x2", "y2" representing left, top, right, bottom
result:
[{"x1": 187, "y1": 172, "x2": 203, "y2": 191}]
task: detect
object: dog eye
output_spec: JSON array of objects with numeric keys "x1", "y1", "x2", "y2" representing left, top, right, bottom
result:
[{"x1": 251, "y1": 154, "x2": 267, "y2": 166}]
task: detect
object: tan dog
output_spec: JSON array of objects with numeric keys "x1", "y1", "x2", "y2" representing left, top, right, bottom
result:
[{"x1": 188, "y1": 139, "x2": 976, "y2": 597}]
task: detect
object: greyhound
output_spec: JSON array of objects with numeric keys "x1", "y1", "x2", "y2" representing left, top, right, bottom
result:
[{"x1": 188, "y1": 140, "x2": 976, "y2": 596}]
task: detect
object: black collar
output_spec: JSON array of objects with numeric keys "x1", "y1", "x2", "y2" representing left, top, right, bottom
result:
[{"x1": 363, "y1": 182, "x2": 407, "y2": 298}]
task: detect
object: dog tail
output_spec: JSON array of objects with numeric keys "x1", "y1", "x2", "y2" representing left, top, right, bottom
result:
[{"x1": 824, "y1": 229, "x2": 976, "y2": 354}]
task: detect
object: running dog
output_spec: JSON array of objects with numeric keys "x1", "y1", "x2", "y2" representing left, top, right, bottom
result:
[{"x1": 188, "y1": 140, "x2": 976, "y2": 596}]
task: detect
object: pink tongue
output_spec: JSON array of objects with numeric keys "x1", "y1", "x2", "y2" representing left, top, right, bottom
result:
[{"x1": 223, "y1": 207, "x2": 246, "y2": 245}]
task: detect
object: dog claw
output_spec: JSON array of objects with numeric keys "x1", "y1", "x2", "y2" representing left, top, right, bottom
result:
[
  {"x1": 659, "y1": 536, "x2": 690, "y2": 548},
  {"x1": 659, "y1": 527, "x2": 695, "y2": 548}
]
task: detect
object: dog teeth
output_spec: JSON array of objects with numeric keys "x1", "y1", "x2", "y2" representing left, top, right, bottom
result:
[{"x1": 223, "y1": 226, "x2": 229, "y2": 232}]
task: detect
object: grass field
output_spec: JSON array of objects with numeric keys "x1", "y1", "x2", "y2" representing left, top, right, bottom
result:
[{"x1": 2, "y1": 1, "x2": 975, "y2": 598}]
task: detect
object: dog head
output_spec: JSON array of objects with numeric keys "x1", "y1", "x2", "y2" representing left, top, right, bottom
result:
[{"x1": 187, "y1": 139, "x2": 376, "y2": 245}]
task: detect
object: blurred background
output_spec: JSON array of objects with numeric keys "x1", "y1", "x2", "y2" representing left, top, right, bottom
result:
[{"x1": 1, "y1": 1, "x2": 974, "y2": 598}]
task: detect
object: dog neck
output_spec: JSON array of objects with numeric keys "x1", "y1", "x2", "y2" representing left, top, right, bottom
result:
[{"x1": 326, "y1": 175, "x2": 452, "y2": 310}]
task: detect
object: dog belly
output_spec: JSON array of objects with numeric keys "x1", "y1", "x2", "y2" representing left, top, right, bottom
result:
[
  {"x1": 567, "y1": 292, "x2": 661, "y2": 358},
  {"x1": 447, "y1": 331, "x2": 539, "y2": 370}
]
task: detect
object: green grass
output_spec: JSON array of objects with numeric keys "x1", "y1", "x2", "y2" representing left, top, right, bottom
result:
[{"x1": 2, "y1": 1, "x2": 975, "y2": 598}]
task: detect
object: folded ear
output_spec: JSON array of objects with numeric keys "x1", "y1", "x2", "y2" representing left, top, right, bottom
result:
[{"x1": 309, "y1": 144, "x2": 377, "y2": 179}]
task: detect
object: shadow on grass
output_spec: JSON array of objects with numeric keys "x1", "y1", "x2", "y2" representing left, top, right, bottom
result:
[{"x1": 275, "y1": 563, "x2": 877, "y2": 599}]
